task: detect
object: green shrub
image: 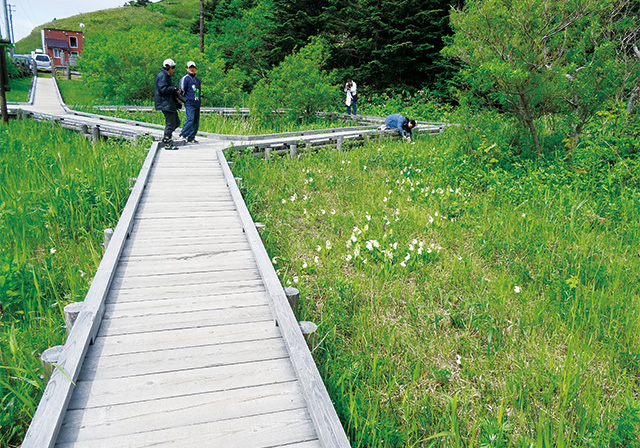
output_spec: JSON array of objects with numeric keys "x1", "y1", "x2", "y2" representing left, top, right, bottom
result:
[{"x1": 249, "y1": 37, "x2": 339, "y2": 121}]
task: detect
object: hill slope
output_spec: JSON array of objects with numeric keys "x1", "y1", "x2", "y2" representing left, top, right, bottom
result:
[{"x1": 14, "y1": 0, "x2": 199, "y2": 54}]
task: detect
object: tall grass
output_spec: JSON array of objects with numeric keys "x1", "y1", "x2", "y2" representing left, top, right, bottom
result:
[
  {"x1": 0, "y1": 120, "x2": 147, "y2": 447},
  {"x1": 230, "y1": 112, "x2": 640, "y2": 447},
  {"x1": 6, "y1": 77, "x2": 32, "y2": 103}
]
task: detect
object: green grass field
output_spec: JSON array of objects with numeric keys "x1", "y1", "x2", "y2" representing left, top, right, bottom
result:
[
  {"x1": 2, "y1": 101, "x2": 639, "y2": 447},
  {"x1": 6, "y1": 77, "x2": 32, "y2": 103},
  {"x1": 0, "y1": 120, "x2": 148, "y2": 446},
  {"x1": 230, "y1": 120, "x2": 640, "y2": 447}
]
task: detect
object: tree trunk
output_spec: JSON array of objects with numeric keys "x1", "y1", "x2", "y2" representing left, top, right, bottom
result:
[
  {"x1": 626, "y1": 73, "x2": 640, "y2": 114},
  {"x1": 628, "y1": 45, "x2": 640, "y2": 114},
  {"x1": 199, "y1": 0, "x2": 205, "y2": 53},
  {"x1": 517, "y1": 94, "x2": 542, "y2": 158}
]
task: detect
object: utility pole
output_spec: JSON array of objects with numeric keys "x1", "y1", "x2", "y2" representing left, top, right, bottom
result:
[
  {"x1": 0, "y1": 39, "x2": 10, "y2": 124},
  {"x1": 8, "y1": 3, "x2": 14, "y2": 45},
  {"x1": 0, "y1": 0, "x2": 9, "y2": 42},
  {"x1": 199, "y1": 0, "x2": 204, "y2": 53}
]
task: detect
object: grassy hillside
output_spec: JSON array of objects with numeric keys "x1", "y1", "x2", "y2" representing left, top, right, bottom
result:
[{"x1": 14, "y1": 0, "x2": 199, "y2": 55}]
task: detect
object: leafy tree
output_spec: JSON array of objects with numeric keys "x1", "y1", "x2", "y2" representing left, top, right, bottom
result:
[
  {"x1": 249, "y1": 37, "x2": 339, "y2": 119},
  {"x1": 323, "y1": 0, "x2": 458, "y2": 93},
  {"x1": 443, "y1": 0, "x2": 637, "y2": 157},
  {"x1": 207, "y1": 0, "x2": 276, "y2": 83},
  {"x1": 78, "y1": 26, "x2": 246, "y2": 106},
  {"x1": 125, "y1": 0, "x2": 150, "y2": 6}
]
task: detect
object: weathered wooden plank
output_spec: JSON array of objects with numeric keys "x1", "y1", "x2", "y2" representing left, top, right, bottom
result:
[
  {"x1": 113, "y1": 249, "x2": 255, "y2": 277},
  {"x1": 130, "y1": 216, "x2": 243, "y2": 231},
  {"x1": 217, "y1": 148, "x2": 351, "y2": 447},
  {"x1": 105, "y1": 277, "x2": 265, "y2": 302},
  {"x1": 68, "y1": 357, "x2": 297, "y2": 409},
  {"x1": 121, "y1": 237, "x2": 250, "y2": 257},
  {"x1": 112, "y1": 261, "x2": 257, "y2": 287},
  {"x1": 78, "y1": 337, "x2": 288, "y2": 381},
  {"x1": 103, "y1": 290, "x2": 270, "y2": 318},
  {"x1": 89, "y1": 320, "x2": 280, "y2": 357},
  {"x1": 135, "y1": 200, "x2": 236, "y2": 214},
  {"x1": 126, "y1": 225, "x2": 244, "y2": 242},
  {"x1": 57, "y1": 381, "x2": 307, "y2": 444},
  {"x1": 133, "y1": 210, "x2": 240, "y2": 220},
  {"x1": 97, "y1": 303, "x2": 273, "y2": 336},
  {"x1": 56, "y1": 408, "x2": 318, "y2": 448}
]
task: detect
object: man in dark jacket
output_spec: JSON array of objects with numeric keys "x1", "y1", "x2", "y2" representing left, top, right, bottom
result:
[
  {"x1": 178, "y1": 61, "x2": 202, "y2": 143},
  {"x1": 154, "y1": 58, "x2": 183, "y2": 150}
]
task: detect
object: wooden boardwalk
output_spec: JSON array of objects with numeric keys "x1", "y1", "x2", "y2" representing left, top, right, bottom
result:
[
  {"x1": 17, "y1": 76, "x2": 353, "y2": 448},
  {"x1": 49, "y1": 143, "x2": 334, "y2": 447},
  {"x1": 16, "y1": 74, "x2": 447, "y2": 447}
]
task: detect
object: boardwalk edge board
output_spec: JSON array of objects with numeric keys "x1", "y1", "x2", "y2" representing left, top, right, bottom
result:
[
  {"x1": 20, "y1": 141, "x2": 161, "y2": 448},
  {"x1": 217, "y1": 148, "x2": 352, "y2": 447}
]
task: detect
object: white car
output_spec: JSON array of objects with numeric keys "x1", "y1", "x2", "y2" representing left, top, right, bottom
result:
[{"x1": 34, "y1": 54, "x2": 52, "y2": 72}]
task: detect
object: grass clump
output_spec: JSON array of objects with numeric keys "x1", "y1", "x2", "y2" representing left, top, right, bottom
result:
[
  {"x1": 230, "y1": 111, "x2": 640, "y2": 447},
  {"x1": 6, "y1": 77, "x2": 32, "y2": 103},
  {"x1": 0, "y1": 119, "x2": 148, "y2": 446}
]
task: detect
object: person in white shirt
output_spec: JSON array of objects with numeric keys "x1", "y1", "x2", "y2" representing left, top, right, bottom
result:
[{"x1": 344, "y1": 79, "x2": 357, "y2": 115}]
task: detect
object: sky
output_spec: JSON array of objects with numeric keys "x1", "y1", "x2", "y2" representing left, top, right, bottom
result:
[{"x1": 9, "y1": 0, "x2": 131, "y2": 43}]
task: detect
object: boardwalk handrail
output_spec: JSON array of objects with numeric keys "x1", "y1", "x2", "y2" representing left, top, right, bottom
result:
[
  {"x1": 217, "y1": 148, "x2": 351, "y2": 447},
  {"x1": 21, "y1": 142, "x2": 161, "y2": 448}
]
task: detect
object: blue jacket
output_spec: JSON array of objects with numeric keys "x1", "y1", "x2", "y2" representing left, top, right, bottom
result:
[
  {"x1": 179, "y1": 73, "x2": 201, "y2": 107},
  {"x1": 385, "y1": 114, "x2": 411, "y2": 138},
  {"x1": 154, "y1": 68, "x2": 179, "y2": 112}
]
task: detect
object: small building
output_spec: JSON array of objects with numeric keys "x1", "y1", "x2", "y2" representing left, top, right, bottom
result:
[{"x1": 40, "y1": 28, "x2": 84, "y2": 67}]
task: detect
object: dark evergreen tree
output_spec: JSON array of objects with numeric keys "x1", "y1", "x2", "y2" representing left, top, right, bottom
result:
[{"x1": 267, "y1": 0, "x2": 460, "y2": 95}]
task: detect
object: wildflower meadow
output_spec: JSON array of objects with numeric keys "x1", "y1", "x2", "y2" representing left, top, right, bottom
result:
[{"x1": 230, "y1": 117, "x2": 640, "y2": 447}]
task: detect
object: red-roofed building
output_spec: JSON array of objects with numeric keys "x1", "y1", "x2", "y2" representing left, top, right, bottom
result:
[{"x1": 41, "y1": 28, "x2": 84, "y2": 67}]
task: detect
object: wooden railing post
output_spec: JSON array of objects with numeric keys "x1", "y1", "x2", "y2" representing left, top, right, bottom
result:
[
  {"x1": 91, "y1": 125, "x2": 101, "y2": 141},
  {"x1": 289, "y1": 144, "x2": 297, "y2": 158},
  {"x1": 298, "y1": 321, "x2": 318, "y2": 348},
  {"x1": 103, "y1": 228, "x2": 114, "y2": 249},
  {"x1": 40, "y1": 346, "x2": 64, "y2": 382},
  {"x1": 284, "y1": 286, "x2": 299, "y2": 311},
  {"x1": 63, "y1": 302, "x2": 83, "y2": 335}
]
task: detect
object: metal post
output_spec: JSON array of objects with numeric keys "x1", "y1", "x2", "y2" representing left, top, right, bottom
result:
[{"x1": 0, "y1": 39, "x2": 9, "y2": 124}]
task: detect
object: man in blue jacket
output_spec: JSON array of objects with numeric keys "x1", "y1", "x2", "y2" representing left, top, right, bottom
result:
[
  {"x1": 385, "y1": 114, "x2": 417, "y2": 141},
  {"x1": 154, "y1": 58, "x2": 183, "y2": 150},
  {"x1": 178, "y1": 61, "x2": 202, "y2": 143}
]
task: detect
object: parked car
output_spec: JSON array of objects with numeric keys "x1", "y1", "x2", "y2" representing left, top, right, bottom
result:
[
  {"x1": 34, "y1": 54, "x2": 52, "y2": 72},
  {"x1": 12, "y1": 54, "x2": 35, "y2": 72}
]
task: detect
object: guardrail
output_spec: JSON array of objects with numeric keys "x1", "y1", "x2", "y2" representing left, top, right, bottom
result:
[{"x1": 20, "y1": 142, "x2": 161, "y2": 448}]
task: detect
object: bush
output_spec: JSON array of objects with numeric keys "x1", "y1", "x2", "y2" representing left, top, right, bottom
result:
[{"x1": 249, "y1": 38, "x2": 339, "y2": 120}]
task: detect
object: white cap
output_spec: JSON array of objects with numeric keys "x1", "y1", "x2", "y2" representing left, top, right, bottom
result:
[
  {"x1": 163, "y1": 58, "x2": 176, "y2": 68},
  {"x1": 186, "y1": 61, "x2": 196, "y2": 68}
]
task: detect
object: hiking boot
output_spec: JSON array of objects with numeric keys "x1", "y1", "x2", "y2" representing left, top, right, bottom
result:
[
  {"x1": 187, "y1": 138, "x2": 199, "y2": 144},
  {"x1": 162, "y1": 138, "x2": 179, "y2": 150}
]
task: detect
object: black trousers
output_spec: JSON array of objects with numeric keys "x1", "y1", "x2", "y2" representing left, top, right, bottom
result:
[{"x1": 162, "y1": 111, "x2": 180, "y2": 140}]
